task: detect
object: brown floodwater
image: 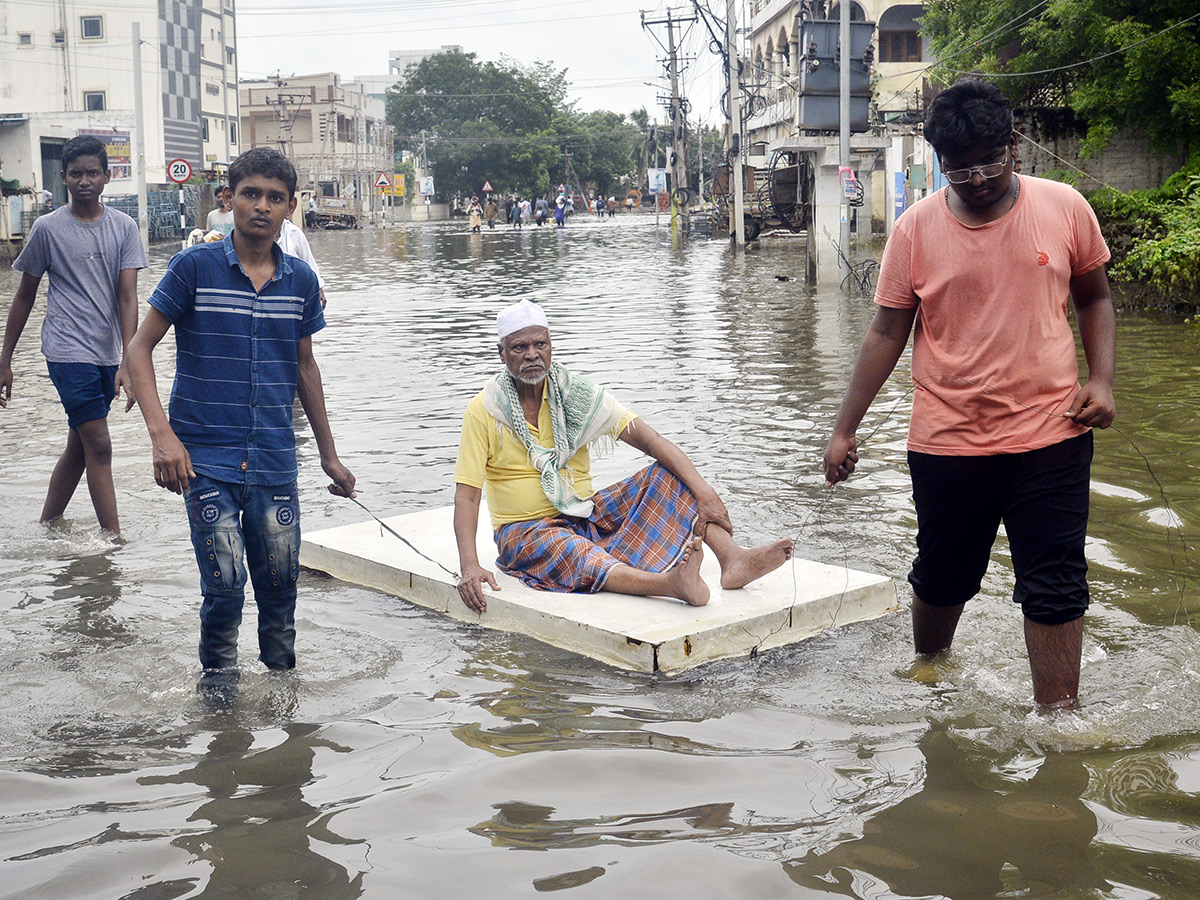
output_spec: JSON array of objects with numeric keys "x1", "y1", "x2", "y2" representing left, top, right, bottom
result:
[{"x1": 2, "y1": 216, "x2": 1200, "y2": 899}]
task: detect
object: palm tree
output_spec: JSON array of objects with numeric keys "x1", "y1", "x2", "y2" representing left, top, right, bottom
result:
[{"x1": 628, "y1": 107, "x2": 655, "y2": 196}]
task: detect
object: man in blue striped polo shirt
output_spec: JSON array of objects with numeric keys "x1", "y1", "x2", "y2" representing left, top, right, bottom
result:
[{"x1": 127, "y1": 148, "x2": 356, "y2": 684}]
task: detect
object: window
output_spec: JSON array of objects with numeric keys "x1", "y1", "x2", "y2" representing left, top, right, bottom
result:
[
  {"x1": 80, "y1": 15, "x2": 104, "y2": 40},
  {"x1": 202, "y1": 118, "x2": 209, "y2": 141},
  {"x1": 878, "y1": 31, "x2": 921, "y2": 62},
  {"x1": 18, "y1": 32, "x2": 32, "y2": 46},
  {"x1": 83, "y1": 91, "x2": 106, "y2": 111},
  {"x1": 829, "y1": 3, "x2": 867, "y2": 21},
  {"x1": 53, "y1": 31, "x2": 65, "y2": 45},
  {"x1": 229, "y1": 121, "x2": 237, "y2": 145}
]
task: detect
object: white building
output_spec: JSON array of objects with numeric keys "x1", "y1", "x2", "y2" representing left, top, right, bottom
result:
[
  {"x1": 347, "y1": 45, "x2": 465, "y2": 106},
  {"x1": 388, "y1": 46, "x2": 462, "y2": 81},
  {"x1": 0, "y1": 0, "x2": 239, "y2": 203}
]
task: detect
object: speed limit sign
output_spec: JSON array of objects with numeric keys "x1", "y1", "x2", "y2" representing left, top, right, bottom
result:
[{"x1": 167, "y1": 158, "x2": 192, "y2": 184}]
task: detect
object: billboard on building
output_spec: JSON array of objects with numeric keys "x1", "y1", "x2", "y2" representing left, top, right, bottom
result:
[{"x1": 78, "y1": 128, "x2": 132, "y2": 181}]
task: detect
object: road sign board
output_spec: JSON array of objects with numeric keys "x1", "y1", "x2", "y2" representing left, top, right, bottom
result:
[
  {"x1": 375, "y1": 171, "x2": 391, "y2": 188},
  {"x1": 481, "y1": 180, "x2": 494, "y2": 193},
  {"x1": 167, "y1": 158, "x2": 192, "y2": 184}
]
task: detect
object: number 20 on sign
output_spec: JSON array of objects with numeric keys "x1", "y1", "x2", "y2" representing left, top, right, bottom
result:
[{"x1": 167, "y1": 158, "x2": 192, "y2": 184}]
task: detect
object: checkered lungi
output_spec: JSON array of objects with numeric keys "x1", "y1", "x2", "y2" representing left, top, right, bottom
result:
[{"x1": 494, "y1": 463, "x2": 699, "y2": 593}]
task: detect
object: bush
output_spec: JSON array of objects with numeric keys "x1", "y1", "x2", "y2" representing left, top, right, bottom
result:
[{"x1": 1083, "y1": 155, "x2": 1200, "y2": 309}]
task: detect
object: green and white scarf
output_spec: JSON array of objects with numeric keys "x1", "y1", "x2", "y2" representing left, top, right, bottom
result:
[{"x1": 482, "y1": 362, "x2": 627, "y2": 517}]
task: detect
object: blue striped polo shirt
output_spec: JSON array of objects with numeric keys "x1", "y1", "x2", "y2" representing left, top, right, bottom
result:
[{"x1": 149, "y1": 235, "x2": 325, "y2": 485}]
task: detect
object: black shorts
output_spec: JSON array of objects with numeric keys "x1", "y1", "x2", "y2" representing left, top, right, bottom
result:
[{"x1": 906, "y1": 432, "x2": 1093, "y2": 625}]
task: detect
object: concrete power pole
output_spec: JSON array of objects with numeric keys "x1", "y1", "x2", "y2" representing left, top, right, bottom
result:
[
  {"x1": 666, "y1": 11, "x2": 691, "y2": 235},
  {"x1": 643, "y1": 9, "x2": 695, "y2": 236},
  {"x1": 839, "y1": 0, "x2": 851, "y2": 279},
  {"x1": 219, "y1": 7, "x2": 231, "y2": 165},
  {"x1": 131, "y1": 21, "x2": 148, "y2": 252},
  {"x1": 726, "y1": 0, "x2": 745, "y2": 248}
]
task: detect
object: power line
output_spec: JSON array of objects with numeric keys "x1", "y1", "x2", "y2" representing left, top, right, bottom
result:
[
  {"x1": 937, "y1": 9, "x2": 1200, "y2": 79},
  {"x1": 407, "y1": 126, "x2": 642, "y2": 146},
  {"x1": 237, "y1": 8, "x2": 632, "y2": 39}
]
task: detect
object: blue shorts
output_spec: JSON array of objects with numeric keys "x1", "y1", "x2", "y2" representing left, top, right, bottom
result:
[
  {"x1": 47, "y1": 361, "x2": 117, "y2": 429},
  {"x1": 907, "y1": 432, "x2": 1093, "y2": 625}
]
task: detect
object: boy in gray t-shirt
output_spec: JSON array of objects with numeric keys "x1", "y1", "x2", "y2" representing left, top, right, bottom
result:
[{"x1": 0, "y1": 135, "x2": 147, "y2": 540}]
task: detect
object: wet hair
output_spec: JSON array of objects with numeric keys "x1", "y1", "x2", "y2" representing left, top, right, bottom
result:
[
  {"x1": 61, "y1": 135, "x2": 108, "y2": 172},
  {"x1": 227, "y1": 147, "x2": 297, "y2": 196},
  {"x1": 924, "y1": 77, "x2": 1014, "y2": 160}
]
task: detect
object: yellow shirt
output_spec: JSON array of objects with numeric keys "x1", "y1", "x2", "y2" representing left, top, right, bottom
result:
[{"x1": 453, "y1": 387, "x2": 637, "y2": 529}]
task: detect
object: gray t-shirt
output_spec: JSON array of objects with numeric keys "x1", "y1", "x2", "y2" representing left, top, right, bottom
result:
[
  {"x1": 13, "y1": 205, "x2": 148, "y2": 365},
  {"x1": 205, "y1": 207, "x2": 234, "y2": 235}
]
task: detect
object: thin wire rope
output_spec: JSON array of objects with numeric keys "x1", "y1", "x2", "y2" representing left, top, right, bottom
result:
[
  {"x1": 344, "y1": 367, "x2": 1190, "y2": 640},
  {"x1": 348, "y1": 496, "x2": 461, "y2": 580},
  {"x1": 1017, "y1": 132, "x2": 1123, "y2": 193},
  {"x1": 751, "y1": 371, "x2": 1194, "y2": 654}
]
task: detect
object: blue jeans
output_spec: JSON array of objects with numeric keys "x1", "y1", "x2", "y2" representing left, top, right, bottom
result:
[{"x1": 185, "y1": 474, "x2": 301, "y2": 670}]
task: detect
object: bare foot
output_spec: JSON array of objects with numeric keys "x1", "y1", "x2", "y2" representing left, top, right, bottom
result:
[
  {"x1": 666, "y1": 537, "x2": 710, "y2": 607},
  {"x1": 719, "y1": 538, "x2": 794, "y2": 590}
]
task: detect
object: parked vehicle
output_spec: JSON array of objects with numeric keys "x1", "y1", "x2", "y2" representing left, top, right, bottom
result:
[{"x1": 308, "y1": 195, "x2": 360, "y2": 229}]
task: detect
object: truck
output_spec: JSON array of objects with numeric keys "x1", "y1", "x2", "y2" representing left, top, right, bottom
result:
[{"x1": 305, "y1": 193, "x2": 360, "y2": 229}]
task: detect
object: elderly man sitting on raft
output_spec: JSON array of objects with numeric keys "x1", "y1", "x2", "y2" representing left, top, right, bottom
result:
[{"x1": 453, "y1": 299, "x2": 794, "y2": 613}]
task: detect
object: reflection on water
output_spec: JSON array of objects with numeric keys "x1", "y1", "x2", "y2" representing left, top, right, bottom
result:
[
  {"x1": 787, "y1": 723, "x2": 1107, "y2": 899},
  {"x1": 3, "y1": 220, "x2": 1200, "y2": 896},
  {"x1": 140, "y1": 722, "x2": 364, "y2": 898}
]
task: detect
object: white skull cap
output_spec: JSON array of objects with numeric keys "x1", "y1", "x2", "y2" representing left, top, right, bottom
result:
[{"x1": 496, "y1": 299, "x2": 549, "y2": 341}]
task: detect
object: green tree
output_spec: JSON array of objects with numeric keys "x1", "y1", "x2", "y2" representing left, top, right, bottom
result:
[
  {"x1": 387, "y1": 50, "x2": 647, "y2": 202},
  {"x1": 387, "y1": 51, "x2": 570, "y2": 199},
  {"x1": 920, "y1": 0, "x2": 1200, "y2": 154},
  {"x1": 627, "y1": 107, "x2": 655, "y2": 195},
  {"x1": 558, "y1": 110, "x2": 638, "y2": 198}
]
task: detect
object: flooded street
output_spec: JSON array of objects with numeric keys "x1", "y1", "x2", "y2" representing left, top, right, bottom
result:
[{"x1": 4, "y1": 215, "x2": 1200, "y2": 898}]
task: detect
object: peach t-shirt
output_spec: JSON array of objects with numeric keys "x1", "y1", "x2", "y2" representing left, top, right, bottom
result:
[{"x1": 875, "y1": 175, "x2": 1110, "y2": 455}]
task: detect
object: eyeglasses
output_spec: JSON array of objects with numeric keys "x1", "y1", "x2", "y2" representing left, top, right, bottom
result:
[{"x1": 941, "y1": 148, "x2": 1009, "y2": 184}]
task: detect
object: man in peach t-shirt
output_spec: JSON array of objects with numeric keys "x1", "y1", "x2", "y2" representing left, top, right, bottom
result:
[{"x1": 823, "y1": 78, "x2": 1115, "y2": 710}]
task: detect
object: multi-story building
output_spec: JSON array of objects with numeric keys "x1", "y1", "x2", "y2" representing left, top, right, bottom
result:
[
  {"x1": 0, "y1": 0, "x2": 239, "y2": 203},
  {"x1": 740, "y1": 0, "x2": 932, "y2": 278},
  {"x1": 349, "y1": 46, "x2": 465, "y2": 106},
  {"x1": 240, "y1": 72, "x2": 394, "y2": 221},
  {"x1": 747, "y1": 0, "x2": 929, "y2": 145},
  {"x1": 197, "y1": 0, "x2": 240, "y2": 172}
]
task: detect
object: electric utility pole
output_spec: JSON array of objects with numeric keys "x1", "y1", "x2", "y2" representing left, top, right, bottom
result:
[
  {"x1": 726, "y1": 0, "x2": 745, "y2": 248},
  {"x1": 839, "y1": 0, "x2": 851, "y2": 278},
  {"x1": 131, "y1": 21, "x2": 148, "y2": 251},
  {"x1": 643, "y1": 8, "x2": 696, "y2": 235}
]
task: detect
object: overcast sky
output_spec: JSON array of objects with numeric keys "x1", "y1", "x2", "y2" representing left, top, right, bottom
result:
[{"x1": 235, "y1": 0, "x2": 731, "y2": 126}]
